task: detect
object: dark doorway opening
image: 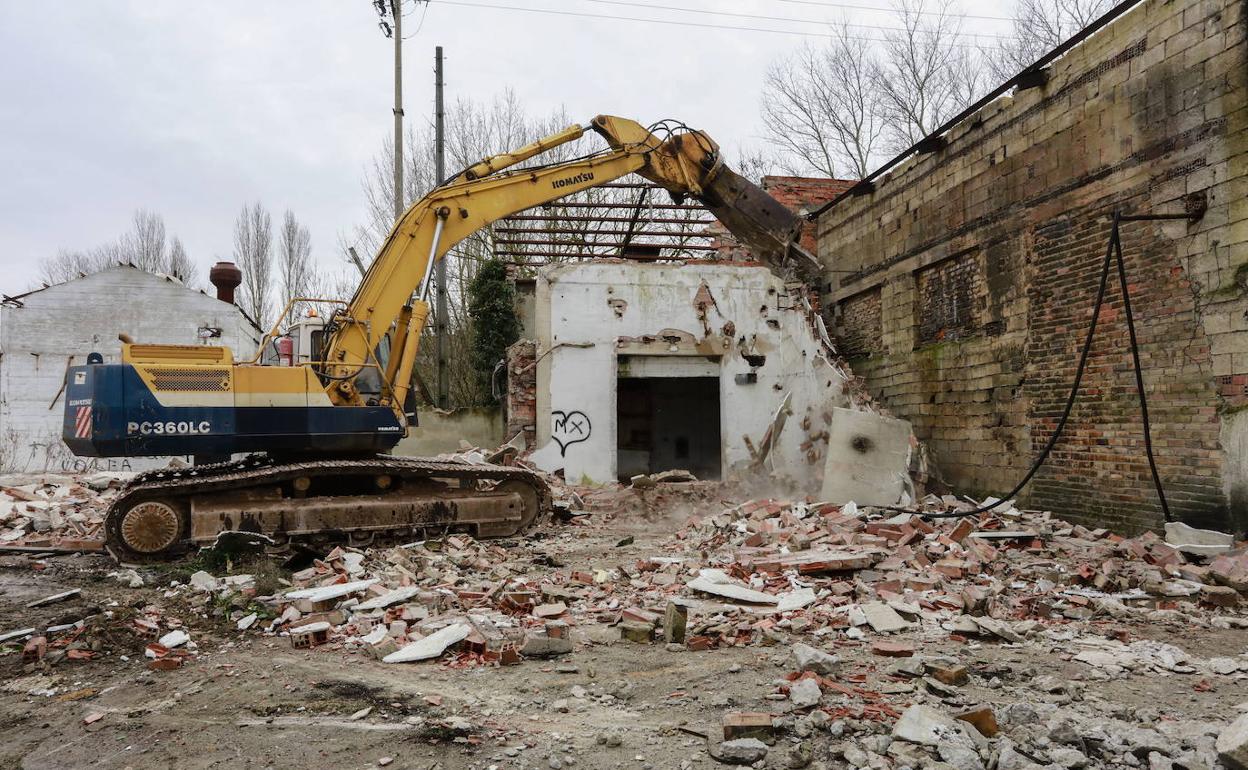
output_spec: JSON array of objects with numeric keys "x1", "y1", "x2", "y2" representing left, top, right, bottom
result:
[{"x1": 617, "y1": 376, "x2": 721, "y2": 481}]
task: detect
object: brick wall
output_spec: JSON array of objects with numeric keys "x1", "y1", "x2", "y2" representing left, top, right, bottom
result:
[
  {"x1": 915, "y1": 252, "x2": 986, "y2": 344},
  {"x1": 762, "y1": 176, "x2": 854, "y2": 255},
  {"x1": 819, "y1": 0, "x2": 1248, "y2": 533},
  {"x1": 837, "y1": 288, "x2": 883, "y2": 358},
  {"x1": 505, "y1": 340, "x2": 537, "y2": 448}
]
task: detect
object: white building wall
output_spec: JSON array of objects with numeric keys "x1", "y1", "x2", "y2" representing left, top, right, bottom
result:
[
  {"x1": 0, "y1": 266, "x2": 261, "y2": 472},
  {"x1": 533, "y1": 261, "x2": 854, "y2": 491}
]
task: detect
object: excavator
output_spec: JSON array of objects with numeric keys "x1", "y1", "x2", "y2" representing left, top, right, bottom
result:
[{"x1": 62, "y1": 115, "x2": 819, "y2": 560}]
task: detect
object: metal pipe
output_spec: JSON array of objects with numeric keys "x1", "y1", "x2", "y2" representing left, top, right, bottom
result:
[
  {"x1": 494, "y1": 227, "x2": 713, "y2": 238},
  {"x1": 1116, "y1": 213, "x2": 1200, "y2": 221},
  {"x1": 534, "y1": 201, "x2": 706, "y2": 211},
  {"x1": 495, "y1": 239, "x2": 718, "y2": 250},
  {"x1": 492, "y1": 251, "x2": 714, "y2": 261},
  {"x1": 419, "y1": 212, "x2": 447, "y2": 303}
]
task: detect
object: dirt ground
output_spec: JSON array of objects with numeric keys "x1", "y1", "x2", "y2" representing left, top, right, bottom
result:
[{"x1": 2, "y1": 507, "x2": 1247, "y2": 770}]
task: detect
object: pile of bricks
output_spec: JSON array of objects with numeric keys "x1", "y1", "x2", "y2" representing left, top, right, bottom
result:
[
  {"x1": 669, "y1": 495, "x2": 1248, "y2": 647},
  {"x1": 0, "y1": 471, "x2": 124, "y2": 551},
  {"x1": 208, "y1": 486, "x2": 1248, "y2": 670}
]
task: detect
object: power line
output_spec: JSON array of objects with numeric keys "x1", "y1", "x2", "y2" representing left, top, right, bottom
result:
[
  {"x1": 581, "y1": 0, "x2": 1018, "y2": 40},
  {"x1": 403, "y1": 0, "x2": 431, "y2": 38},
  {"x1": 772, "y1": 0, "x2": 1011, "y2": 22},
  {"x1": 432, "y1": 0, "x2": 1008, "y2": 48}
]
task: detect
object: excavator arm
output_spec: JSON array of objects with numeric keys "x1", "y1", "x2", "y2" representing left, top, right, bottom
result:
[{"x1": 325, "y1": 115, "x2": 819, "y2": 424}]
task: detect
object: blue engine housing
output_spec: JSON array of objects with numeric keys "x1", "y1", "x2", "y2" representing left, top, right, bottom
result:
[{"x1": 62, "y1": 363, "x2": 405, "y2": 457}]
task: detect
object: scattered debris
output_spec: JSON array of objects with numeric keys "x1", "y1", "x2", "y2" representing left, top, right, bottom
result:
[{"x1": 2, "y1": 466, "x2": 1248, "y2": 769}]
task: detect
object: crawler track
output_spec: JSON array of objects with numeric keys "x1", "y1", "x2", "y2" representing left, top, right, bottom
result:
[{"x1": 105, "y1": 454, "x2": 550, "y2": 561}]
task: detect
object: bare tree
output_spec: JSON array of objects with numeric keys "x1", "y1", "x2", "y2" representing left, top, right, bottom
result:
[
  {"x1": 734, "y1": 146, "x2": 783, "y2": 185},
  {"x1": 36, "y1": 209, "x2": 194, "y2": 287},
  {"x1": 874, "y1": 0, "x2": 984, "y2": 151},
  {"x1": 233, "y1": 202, "x2": 274, "y2": 329},
  {"x1": 277, "y1": 210, "x2": 313, "y2": 324},
  {"x1": 167, "y1": 237, "x2": 194, "y2": 285},
  {"x1": 762, "y1": 23, "x2": 886, "y2": 179},
  {"x1": 125, "y1": 209, "x2": 167, "y2": 272},
  {"x1": 987, "y1": 0, "x2": 1114, "y2": 82},
  {"x1": 38, "y1": 249, "x2": 106, "y2": 285}
]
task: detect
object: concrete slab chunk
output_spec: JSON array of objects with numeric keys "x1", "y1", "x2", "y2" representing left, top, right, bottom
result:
[
  {"x1": 820, "y1": 408, "x2": 912, "y2": 506},
  {"x1": 687, "y1": 576, "x2": 778, "y2": 605},
  {"x1": 859, "y1": 602, "x2": 910, "y2": 633},
  {"x1": 1218, "y1": 712, "x2": 1248, "y2": 770},
  {"x1": 383, "y1": 623, "x2": 471, "y2": 663},
  {"x1": 775, "y1": 588, "x2": 817, "y2": 612},
  {"x1": 25, "y1": 589, "x2": 80, "y2": 608},
  {"x1": 892, "y1": 704, "x2": 963, "y2": 747},
  {"x1": 284, "y1": 579, "x2": 379, "y2": 603},
  {"x1": 1165, "y1": 521, "x2": 1234, "y2": 556},
  {"x1": 712, "y1": 738, "x2": 769, "y2": 765},
  {"x1": 788, "y1": 678, "x2": 822, "y2": 709},
  {"x1": 158, "y1": 630, "x2": 189, "y2": 648},
  {"x1": 792, "y1": 642, "x2": 839, "y2": 674},
  {"x1": 355, "y1": 586, "x2": 422, "y2": 611}
]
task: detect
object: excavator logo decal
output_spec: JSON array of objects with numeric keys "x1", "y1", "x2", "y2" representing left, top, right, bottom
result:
[
  {"x1": 551, "y1": 410, "x2": 591, "y2": 456},
  {"x1": 552, "y1": 171, "x2": 594, "y2": 190}
]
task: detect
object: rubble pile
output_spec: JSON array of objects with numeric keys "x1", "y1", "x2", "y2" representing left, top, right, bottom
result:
[
  {"x1": 0, "y1": 472, "x2": 125, "y2": 550},
  {"x1": 170, "y1": 491, "x2": 1248, "y2": 671},
  {"x1": 179, "y1": 537, "x2": 583, "y2": 666},
  {"x1": 157, "y1": 491, "x2": 1248, "y2": 768},
  {"x1": 6, "y1": 470, "x2": 1248, "y2": 768},
  {"x1": 675, "y1": 495, "x2": 1248, "y2": 637}
]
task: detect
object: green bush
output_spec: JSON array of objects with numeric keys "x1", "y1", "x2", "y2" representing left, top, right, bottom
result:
[{"x1": 466, "y1": 260, "x2": 520, "y2": 405}]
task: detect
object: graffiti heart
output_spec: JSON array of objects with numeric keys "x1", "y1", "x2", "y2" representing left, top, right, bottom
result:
[{"x1": 551, "y1": 410, "x2": 591, "y2": 456}]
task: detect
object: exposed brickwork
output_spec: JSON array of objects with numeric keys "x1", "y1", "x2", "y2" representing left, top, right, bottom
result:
[
  {"x1": 915, "y1": 252, "x2": 985, "y2": 345},
  {"x1": 505, "y1": 340, "x2": 537, "y2": 448},
  {"x1": 1025, "y1": 216, "x2": 1221, "y2": 531},
  {"x1": 817, "y1": 0, "x2": 1248, "y2": 534},
  {"x1": 836, "y1": 288, "x2": 883, "y2": 359}
]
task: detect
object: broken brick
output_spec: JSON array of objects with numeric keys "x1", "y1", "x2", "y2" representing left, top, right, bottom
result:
[
  {"x1": 956, "y1": 705, "x2": 999, "y2": 737},
  {"x1": 723, "y1": 711, "x2": 774, "y2": 742},
  {"x1": 870, "y1": 640, "x2": 915, "y2": 657}
]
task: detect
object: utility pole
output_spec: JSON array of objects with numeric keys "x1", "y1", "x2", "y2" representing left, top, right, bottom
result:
[
  {"x1": 391, "y1": 1, "x2": 403, "y2": 222},
  {"x1": 434, "y1": 46, "x2": 449, "y2": 409}
]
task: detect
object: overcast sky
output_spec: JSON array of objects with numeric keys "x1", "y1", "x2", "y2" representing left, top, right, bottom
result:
[{"x1": 0, "y1": 0, "x2": 1017, "y2": 295}]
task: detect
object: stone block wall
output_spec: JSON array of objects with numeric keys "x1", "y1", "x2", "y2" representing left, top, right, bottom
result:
[{"x1": 818, "y1": 0, "x2": 1248, "y2": 533}]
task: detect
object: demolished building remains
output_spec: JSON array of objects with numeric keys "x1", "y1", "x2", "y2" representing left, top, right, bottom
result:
[{"x1": 509, "y1": 260, "x2": 913, "y2": 500}]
